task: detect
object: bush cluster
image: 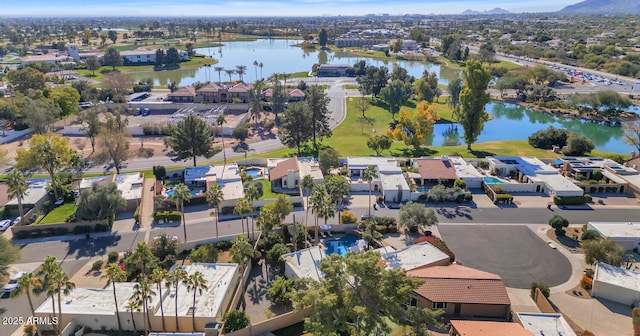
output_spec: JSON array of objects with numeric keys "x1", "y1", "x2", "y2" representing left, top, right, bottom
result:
[
  {"x1": 553, "y1": 195, "x2": 590, "y2": 205},
  {"x1": 153, "y1": 211, "x2": 182, "y2": 222}
]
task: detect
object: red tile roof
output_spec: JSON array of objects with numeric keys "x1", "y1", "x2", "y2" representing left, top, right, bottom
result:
[
  {"x1": 288, "y1": 88, "x2": 306, "y2": 97},
  {"x1": 269, "y1": 158, "x2": 299, "y2": 181},
  {"x1": 196, "y1": 82, "x2": 223, "y2": 93},
  {"x1": 228, "y1": 82, "x2": 253, "y2": 93},
  {"x1": 415, "y1": 158, "x2": 457, "y2": 180},
  {"x1": 409, "y1": 265, "x2": 510, "y2": 305},
  {"x1": 168, "y1": 86, "x2": 196, "y2": 97},
  {"x1": 450, "y1": 320, "x2": 533, "y2": 336}
]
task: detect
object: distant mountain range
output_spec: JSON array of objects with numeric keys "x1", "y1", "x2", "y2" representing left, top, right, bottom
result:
[
  {"x1": 460, "y1": 8, "x2": 510, "y2": 15},
  {"x1": 560, "y1": 0, "x2": 640, "y2": 14}
]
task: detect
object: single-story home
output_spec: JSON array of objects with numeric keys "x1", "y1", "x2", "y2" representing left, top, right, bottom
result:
[
  {"x1": 184, "y1": 164, "x2": 244, "y2": 208},
  {"x1": 283, "y1": 246, "x2": 327, "y2": 282},
  {"x1": 592, "y1": 262, "x2": 640, "y2": 306},
  {"x1": 346, "y1": 157, "x2": 410, "y2": 203},
  {"x1": 412, "y1": 156, "x2": 459, "y2": 188},
  {"x1": 587, "y1": 222, "x2": 640, "y2": 250},
  {"x1": 380, "y1": 242, "x2": 450, "y2": 271},
  {"x1": 515, "y1": 313, "x2": 576, "y2": 336},
  {"x1": 268, "y1": 157, "x2": 324, "y2": 194},
  {"x1": 449, "y1": 320, "x2": 533, "y2": 336}
]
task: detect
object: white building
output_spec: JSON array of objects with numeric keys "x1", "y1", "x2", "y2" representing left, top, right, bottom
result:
[
  {"x1": 451, "y1": 156, "x2": 484, "y2": 188},
  {"x1": 116, "y1": 173, "x2": 144, "y2": 210},
  {"x1": 587, "y1": 222, "x2": 640, "y2": 250},
  {"x1": 282, "y1": 246, "x2": 327, "y2": 282},
  {"x1": 346, "y1": 157, "x2": 410, "y2": 203},
  {"x1": 380, "y1": 242, "x2": 450, "y2": 271},
  {"x1": 6, "y1": 180, "x2": 49, "y2": 209},
  {"x1": 592, "y1": 262, "x2": 640, "y2": 306},
  {"x1": 516, "y1": 313, "x2": 577, "y2": 336},
  {"x1": 184, "y1": 164, "x2": 244, "y2": 208},
  {"x1": 66, "y1": 44, "x2": 188, "y2": 64}
]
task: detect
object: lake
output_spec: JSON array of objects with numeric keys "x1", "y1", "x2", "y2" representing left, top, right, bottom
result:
[
  {"x1": 427, "y1": 101, "x2": 631, "y2": 154},
  {"x1": 129, "y1": 39, "x2": 459, "y2": 87}
]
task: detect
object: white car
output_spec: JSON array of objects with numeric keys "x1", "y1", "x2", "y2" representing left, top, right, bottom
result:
[
  {"x1": 12, "y1": 217, "x2": 21, "y2": 226},
  {"x1": 3, "y1": 272, "x2": 26, "y2": 293},
  {"x1": 0, "y1": 220, "x2": 11, "y2": 231}
]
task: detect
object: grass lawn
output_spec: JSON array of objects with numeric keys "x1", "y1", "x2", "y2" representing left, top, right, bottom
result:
[
  {"x1": 37, "y1": 203, "x2": 77, "y2": 225},
  {"x1": 259, "y1": 179, "x2": 279, "y2": 200},
  {"x1": 78, "y1": 56, "x2": 216, "y2": 81},
  {"x1": 285, "y1": 71, "x2": 310, "y2": 78},
  {"x1": 345, "y1": 84, "x2": 360, "y2": 90}
]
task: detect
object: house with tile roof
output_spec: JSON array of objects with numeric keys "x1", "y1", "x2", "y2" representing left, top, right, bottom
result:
[
  {"x1": 412, "y1": 156, "x2": 459, "y2": 188},
  {"x1": 408, "y1": 264, "x2": 511, "y2": 319},
  {"x1": 168, "y1": 82, "x2": 253, "y2": 103},
  {"x1": 167, "y1": 86, "x2": 197, "y2": 102},
  {"x1": 262, "y1": 88, "x2": 307, "y2": 102},
  {"x1": 268, "y1": 157, "x2": 324, "y2": 194},
  {"x1": 449, "y1": 320, "x2": 533, "y2": 336}
]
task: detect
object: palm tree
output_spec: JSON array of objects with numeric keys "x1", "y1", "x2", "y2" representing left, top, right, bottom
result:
[
  {"x1": 236, "y1": 65, "x2": 247, "y2": 82},
  {"x1": 224, "y1": 69, "x2": 235, "y2": 83},
  {"x1": 133, "y1": 277, "x2": 156, "y2": 335},
  {"x1": 101, "y1": 263, "x2": 127, "y2": 333},
  {"x1": 310, "y1": 184, "x2": 327, "y2": 245},
  {"x1": 282, "y1": 73, "x2": 289, "y2": 88},
  {"x1": 244, "y1": 184, "x2": 260, "y2": 239},
  {"x1": 184, "y1": 271, "x2": 209, "y2": 331},
  {"x1": 362, "y1": 165, "x2": 379, "y2": 219},
  {"x1": 317, "y1": 195, "x2": 334, "y2": 235},
  {"x1": 253, "y1": 60, "x2": 259, "y2": 81},
  {"x1": 125, "y1": 300, "x2": 139, "y2": 331},
  {"x1": 259, "y1": 62, "x2": 264, "y2": 80},
  {"x1": 168, "y1": 267, "x2": 188, "y2": 331},
  {"x1": 7, "y1": 169, "x2": 27, "y2": 225},
  {"x1": 256, "y1": 207, "x2": 275, "y2": 238},
  {"x1": 234, "y1": 198, "x2": 252, "y2": 239},
  {"x1": 171, "y1": 183, "x2": 192, "y2": 243},
  {"x1": 150, "y1": 267, "x2": 169, "y2": 331},
  {"x1": 230, "y1": 236, "x2": 254, "y2": 271},
  {"x1": 50, "y1": 268, "x2": 75, "y2": 335},
  {"x1": 300, "y1": 175, "x2": 314, "y2": 230},
  {"x1": 37, "y1": 256, "x2": 60, "y2": 322},
  {"x1": 214, "y1": 66, "x2": 224, "y2": 84},
  {"x1": 206, "y1": 183, "x2": 224, "y2": 238},
  {"x1": 12, "y1": 273, "x2": 42, "y2": 336},
  {"x1": 216, "y1": 114, "x2": 227, "y2": 165}
]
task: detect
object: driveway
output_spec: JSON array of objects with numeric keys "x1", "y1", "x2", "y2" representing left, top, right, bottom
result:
[{"x1": 438, "y1": 225, "x2": 572, "y2": 289}]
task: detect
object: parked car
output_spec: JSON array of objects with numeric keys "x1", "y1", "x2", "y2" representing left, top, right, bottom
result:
[
  {"x1": 12, "y1": 217, "x2": 21, "y2": 226},
  {"x1": 3, "y1": 272, "x2": 26, "y2": 293},
  {"x1": 142, "y1": 108, "x2": 150, "y2": 116},
  {"x1": 0, "y1": 220, "x2": 11, "y2": 231}
]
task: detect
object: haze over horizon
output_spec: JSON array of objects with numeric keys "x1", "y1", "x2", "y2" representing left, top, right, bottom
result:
[{"x1": 4, "y1": 0, "x2": 583, "y2": 17}]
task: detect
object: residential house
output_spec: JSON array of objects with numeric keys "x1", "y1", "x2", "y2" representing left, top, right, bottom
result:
[
  {"x1": 268, "y1": 157, "x2": 323, "y2": 194},
  {"x1": 227, "y1": 82, "x2": 253, "y2": 103},
  {"x1": 412, "y1": 156, "x2": 459, "y2": 188},
  {"x1": 380, "y1": 242, "x2": 450, "y2": 271},
  {"x1": 586, "y1": 222, "x2": 640, "y2": 250},
  {"x1": 449, "y1": 320, "x2": 533, "y2": 336},
  {"x1": 559, "y1": 157, "x2": 637, "y2": 196},
  {"x1": 408, "y1": 264, "x2": 511, "y2": 319},
  {"x1": 183, "y1": 164, "x2": 244, "y2": 209},
  {"x1": 515, "y1": 313, "x2": 577, "y2": 336},
  {"x1": 592, "y1": 262, "x2": 640, "y2": 306},
  {"x1": 261, "y1": 88, "x2": 306, "y2": 102},
  {"x1": 347, "y1": 157, "x2": 410, "y2": 203},
  {"x1": 79, "y1": 173, "x2": 143, "y2": 210},
  {"x1": 196, "y1": 82, "x2": 224, "y2": 103}
]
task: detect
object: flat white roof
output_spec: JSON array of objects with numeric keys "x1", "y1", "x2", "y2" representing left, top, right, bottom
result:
[
  {"x1": 282, "y1": 246, "x2": 327, "y2": 282},
  {"x1": 79, "y1": 175, "x2": 111, "y2": 189},
  {"x1": 380, "y1": 172, "x2": 411, "y2": 192},
  {"x1": 161, "y1": 263, "x2": 238, "y2": 318},
  {"x1": 589, "y1": 222, "x2": 640, "y2": 239},
  {"x1": 594, "y1": 262, "x2": 640, "y2": 292},
  {"x1": 381, "y1": 242, "x2": 449, "y2": 271},
  {"x1": 536, "y1": 174, "x2": 584, "y2": 193},
  {"x1": 185, "y1": 164, "x2": 241, "y2": 183},
  {"x1": 7, "y1": 182, "x2": 48, "y2": 206},
  {"x1": 450, "y1": 156, "x2": 483, "y2": 179},
  {"x1": 516, "y1": 313, "x2": 577, "y2": 336},
  {"x1": 35, "y1": 283, "x2": 162, "y2": 315},
  {"x1": 347, "y1": 156, "x2": 402, "y2": 174},
  {"x1": 116, "y1": 173, "x2": 144, "y2": 200},
  {"x1": 298, "y1": 159, "x2": 324, "y2": 181},
  {"x1": 620, "y1": 173, "x2": 640, "y2": 189},
  {"x1": 221, "y1": 180, "x2": 245, "y2": 201},
  {"x1": 490, "y1": 156, "x2": 582, "y2": 193}
]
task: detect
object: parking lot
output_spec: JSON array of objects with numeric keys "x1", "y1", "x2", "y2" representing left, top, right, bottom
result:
[{"x1": 439, "y1": 225, "x2": 572, "y2": 289}]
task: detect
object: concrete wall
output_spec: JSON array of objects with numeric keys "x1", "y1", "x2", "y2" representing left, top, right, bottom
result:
[
  {"x1": 533, "y1": 288, "x2": 556, "y2": 314},
  {"x1": 496, "y1": 182, "x2": 540, "y2": 194},
  {"x1": 0, "y1": 128, "x2": 33, "y2": 144},
  {"x1": 222, "y1": 307, "x2": 312, "y2": 336},
  {"x1": 11, "y1": 219, "x2": 109, "y2": 236}
]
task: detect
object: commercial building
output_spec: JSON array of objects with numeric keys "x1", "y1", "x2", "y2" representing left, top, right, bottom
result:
[
  {"x1": 515, "y1": 313, "x2": 577, "y2": 336},
  {"x1": 408, "y1": 264, "x2": 511, "y2": 319},
  {"x1": 316, "y1": 64, "x2": 351, "y2": 77},
  {"x1": 346, "y1": 157, "x2": 410, "y2": 203},
  {"x1": 587, "y1": 222, "x2": 640, "y2": 250},
  {"x1": 592, "y1": 262, "x2": 640, "y2": 306}
]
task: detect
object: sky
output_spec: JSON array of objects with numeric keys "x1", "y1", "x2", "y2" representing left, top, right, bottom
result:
[{"x1": 4, "y1": 0, "x2": 584, "y2": 17}]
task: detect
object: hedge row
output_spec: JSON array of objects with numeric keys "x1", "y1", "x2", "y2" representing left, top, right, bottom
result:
[
  {"x1": 13, "y1": 223, "x2": 110, "y2": 239},
  {"x1": 153, "y1": 211, "x2": 183, "y2": 222},
  {"x1": 553, "y1": 194, "x2": 591, "y2": 205}
]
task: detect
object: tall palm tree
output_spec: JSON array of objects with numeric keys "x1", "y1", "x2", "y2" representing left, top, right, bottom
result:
[
  {"x1": 362, "y1": 165, "x2": 379, "y2": 219},
  {"x1": 50, "y1": 268, "x2": 75, "y2": 335},
  {"x1": 235, "y1": 65, "x2": 247, "y2": 82},
  {"x1": 244, "y1": 185, "x2": 260, "y2": 239},
  {"x1": 300, "y1": 175, "x2": 314, "y2": 229},
  {"x1": 125, "y1": 300, "x2": 139, "y2": 331},
  {"x1": 171, "y1": 183, "x2": 192, "y2": 243},
  {"x1": 282, "y1": 73, "x2": 289, "y2": 88},
  {"x1": 150, "y1": 267, "x2": 169, "y2": 331},
  {"x1": 214, "y1": 66, "x2": 224, "y2": 84},
  {"x1": 310, "y1": 184, "x2": 327, "y2": 245},
  {"x1": 205, "y1": 183, "x2": 224, "y2": 238},
  {"x1": 12, "y1": 273, "x2": 42, "y2": 336},
  {"x1": 230, "y1": 236, "x2": 254, "y2": 271},
  {"x1": 256, "y1": 207, "x2": 275, "y2": 238},
  {"x1": 234, "y1": 198, "x2": 252, "y2": 239},
  {"x1": 7, "y1": 169, "x2": 27, "y2": 225},
  {"x1": 224, "y1": 69, "x2": 235, "y2": 83},
  {"x1": 216, "y1": 114, "x2": 227, "y2": 165},
  {"x1": 253, "y1": 60, "x2": 259, "y2": 81},
  {"x1": 101, "y1": 263, "x2": 127, "y2": 333},
  {"x1": 37, "y1": 256, "x2": 60, "y2": 321},
  {"x1": 258, "y1": 62, "x2": 264, "y2": 80},
  {"x1": 133, "y1": 277, "x2": 156, "y2": 335},
  {"x1": 184, "y1": 271, "x2": 208, "y2": 331},
  {"x1": 168, "y1": 267, "x2": 188, "y2": 331},
  {"x1": 317, "y1": 195, "x2": 335, "y2": 234}
]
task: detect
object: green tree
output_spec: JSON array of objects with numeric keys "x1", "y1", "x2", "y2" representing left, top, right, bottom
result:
[
  {"x1": 448, "y1": 77, "x2": 463, "y2": 110},
  {"x1": 102, "y1": 47, "x2": 122, "y2": 70},
  {"x1": 49, "y1": 87, "x2": 80, "y2": 117},
  {"x1": 165, "y1": 47, "x2": 181, "y2": 66},
  {"x1": 216, "y1": 114, "x2": 227, "y2": 164},
  {"x1": 306, "y1": 85, "x2": 332, "y2": 152},
  {"x1": 624, "y1": 121, "x2": 640, "y2": 152},
  {"x1": 206, "y1": 182, "x2": 224, "y2": 238},
  {"x1": 189, "y1": 245, "x2": 219, "y2": 263},
  {"x1": 77, "y1": 109, "x2": 101, "y2": 154},
  {"x1": 132, "y1": 277, "x2": 155, "y2": 334},
  {"x1": 530, "y1": 282, "x2": 550, "y2": 299},
  {"x1": 318, "y1": 28, "x2": 328, "y2": 47},
  {"x1": 245, "y1": 183, "x2": 261, "y2": 238},
  {"x1": 548, "y1": 215, "x2": 569, "y2": 235},
  {"x1": 6, "y1": 67, "x2": 47, "y2": 95},
  {"x1": 380, "y1": 79, "x2": 412, "y2": 118},
  {"x1": 150, "y1": 267, "x2": 169, "y2": 331},
  {"x1": 15, "y1": 132, "x2": 74, "y2": 201},
  {"x1": 155, "y1": 49, "x2": 165, "y2": 67},
  {"x1": 36, "y1": 256, "x2": 60, "y2": 321},
  {"x1": 318, "y1": 147, "x2": 340, "y2": 174},
  {"x1": 7, "y1": 169, "x2": 27, "y2": 225},
  {"x1": 76, "y1": 182, "x2": 126, "y2": 220},
  {"x1": 101, "y1": 263, "x2": 127, "y2": 333},
  {"x1": 85, "y1": 57, "x2": 101, "y2": 76},
  {"x1": 582, "y1": 239, "x2": 626, "y2": 267},
  {"x1": 266, "y1": 194, "x2": 293, "y2": 227},
  {"x1": 459, "y1": 60, "x2": 491, "y2": 150},
  {"x1": 150, "y1": 234, "x2": 179, "y2": 269},
  {"x1": 399, "y1": 201, "x2": 438, "y2": 233},
  {"x1": 168, "y1": 267, "x2": 188, "y2": 330},
  {"x1": 562, "y1": 133, "x2": 594, "y2": 156},
  {"x1": 234, "y1": 198, "x2": 252, "y2": 239},
  {"x1": 278, "y1": 102, "x2": 312, "y2": 155},
  {"x1": 235, "y1": 65, "x2": 247, "y2": 82},
  {"x1": 171, "y1": 184, "x2": 191, "y2": 242},
  {"x1": 11, "y1": 273, "x2": 41, "y2": 336},
  {"x1": 363, "y1": 165, "x2": 378, "y2": 218},
  {"x1": 223, "y1": 310, "x2": 250, "y2": 333},
  {"x1": 271, "y1": 79, "x2": 288, "y2": 123},
  {"x1": 367, "y1": 135, "x2": 392, "y2": 156},
  {"x1": 107, "y1": 30, "x2": 118, "y2": 44},
  {"x1": 230, "y1": 235, "x2": 254, "y2": 270},
  {"x1": 310, "y1": 184, "x2": 329, "y2": 245},
  {"x1": 249, "y1": 80, "x2": 263, "y2": 125},
  {"x1": 232, "y1": 123, "x2": 249, "y2": 143},
  {"x1": 325, "y1": 174, "x2": 350, "y2": 224},
  {"x1": 292, "y1": 251, "x2": 437, "y2": 335},
  {"x1": 166, "y1": 115, "x2": 220, "y2": 166},
  {"x1": 124, "y1": 242, "x2": 158, "y2": 280},
  {"x1": 267, "y1": 275, "x2": 293, "y2": 306},
  {"x1": 20, "y1": 97, "x2": 61, "y2": 134},
  {"x1": 355, "y1": 95, "x2": 370, "y2": 117},
  {"x1": 300, "y1": 174, "x2": 315, "y2": 229},
  {"x1": 267, "y1": 243, "x2": 290, "y2": 265},
  {"x1": 185, "y1": 271, "x2": 208, "y2": 331},
  {"x1": 413, "y1": 71, "x2": 439, "y2": 103}
]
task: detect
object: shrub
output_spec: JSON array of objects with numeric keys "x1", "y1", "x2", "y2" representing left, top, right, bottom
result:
[
  {"x1": 553, "y1": 195, "x2": 588, "y2": 205},
  {"x1": 585, "y1": 268, "x2": 594, "y2": 279},
  {"x1": 549, "y1": 215, "x2": 569, "y2": 235},
  {"x1": 375, "y1": 225, "x2": 388, "y2": 234},
  {"x1": 528, "y1": 126, "x2": 568, "y2": 149},
  {"x1": 92, "y1": 260, "x2": 103, "y2": 271},
  {"x1": 108, "y1": 251, "x2": 119, "y2": 263},
  {"x1": 341, "y1": 211, "x2": 357, "y2": 224},
  {"x1": 376, "y1": 196, "x2": 384, "y2": 204},
  {"x1": 133, "y1": 205, "x2": 141, "y2": 222},
  {"x1": 189, "y1": 244, "x2": 219, "y2": 263},
  {"x1": 581, "y1": 230, "x2": 601, "y2": 241},
  {"x1": 580, "y1": 274, "x2": 593, "y2": 290},
  {"x1": 562, "y1": 133, "x2": 594, "y2": 156},
  {"x1": 214, "y1": 240, "x2": 234, "y2": 251},
  {"x1": 453, "y1": 179, "x2": 467, "y2": 190},
  {"x1": 530, "y1": 282, "x2": 550, "y2": 299}
]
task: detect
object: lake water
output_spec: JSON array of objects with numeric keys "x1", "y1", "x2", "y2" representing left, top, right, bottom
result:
[
  {"x1": 427, "y1": 101, "x2": 631, "y2": 154},
  {"x1": 130, "y1": 39, "x2": 459, "y2": 87}
]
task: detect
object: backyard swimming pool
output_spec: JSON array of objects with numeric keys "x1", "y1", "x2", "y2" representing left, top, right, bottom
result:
[
  {"x1": 324, "y1": 235, "x2": 358, "y2": 256},
  {"x1": 417, "y1": 186, "x2": 430, "y2": 193},
  {"x1": 483, "y1": 176, "x2": 505, "y2": 184},
  {"x1": 245, "y1": 168, "x2": 263, "y2": 179}
]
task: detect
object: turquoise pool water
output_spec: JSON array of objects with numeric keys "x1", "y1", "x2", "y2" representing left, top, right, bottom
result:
[
  {"x1": 417, "y1": 187, "x2": 430, "y2": 193},
  {"x1": 245, "y1": 168, "x2": 262, "y2": 179},
  {"x1": 324, "y1": 235, "x2": 358, "y2": 256},
  {"x1": 165, "y1": 189, "x2": 200, "y2": 197},
  {"x1": 483, "y1": 176, "x2": 505, "y2": 184}
]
